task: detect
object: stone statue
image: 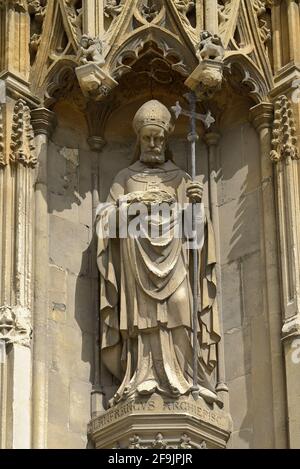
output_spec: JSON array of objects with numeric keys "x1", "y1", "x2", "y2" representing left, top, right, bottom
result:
[
  {"x1": 96, "y1": 100, "x2": 221, "y2": 407},
  {"x1": 174, "y1": 0, "x2": 195, "y2": 15},
  {"x1": 104, "y1": 0, "x2": 123, "y2": 19},
  {"x1": 198, "y1": 30, "x2": 225, "y2": 62},
  {"x1": 77, "y1": 35, "x2": 105, "y2": 66}
]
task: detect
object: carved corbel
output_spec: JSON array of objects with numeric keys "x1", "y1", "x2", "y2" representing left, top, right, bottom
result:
[
  {"x1": 85, "y1": 99, "x2": 118, "y2": 152},
  {"x1": 76, "y1": 63, "x2": 118, "y2": 102}
]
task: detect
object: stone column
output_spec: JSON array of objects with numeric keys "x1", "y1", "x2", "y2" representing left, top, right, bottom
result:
[
  {"x1": 87, "y1": 136, "x2": 106, "y2": 420},
  {"x1": 286, "y1": 0, "x2": 300, "y2": 64},
  {"x1": 267, "y1": 95, "x2": 300, "y2": 448},
  {"x1": 204, "y1": 0, "x2": 218, "y2": 34},
  {"x1": 1, "y1": 1, "x2": 30, "y2": 80},
  {"x1": 82, "y1": 0, "x2": 104, "y2": 37},
  {"x1": 249, "y1": 102, "x2": 287, "y2": 448},
  {"x1": 205, "y1": 131, "x2": 229, "y2": 410},
  {"x1": 0, "y1": 96, "x2": 37, "y2": 448},
  {"x1": 31, "y1": 108, "x2": 56, "y2": 449},
  {"x1": 271, "y1": 0, "x2": 282, "y2": 73}
]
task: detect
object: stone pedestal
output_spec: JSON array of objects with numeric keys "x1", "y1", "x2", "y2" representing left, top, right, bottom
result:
[{"x1": 88, "y1": 394, "x2": 232, "y2": 449}]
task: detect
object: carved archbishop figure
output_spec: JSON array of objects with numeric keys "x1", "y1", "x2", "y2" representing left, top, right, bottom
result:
[{"x1": 96, "y1": 100, "x2": 221, "y2": 407}]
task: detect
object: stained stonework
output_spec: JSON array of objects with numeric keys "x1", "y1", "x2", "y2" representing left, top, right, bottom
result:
[{"x1": 0, "y1": 0, "x2": 299, "y2": 450}]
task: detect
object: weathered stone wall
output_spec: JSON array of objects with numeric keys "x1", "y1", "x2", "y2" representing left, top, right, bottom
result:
[
  {"x1": 46, "y1": 102, "x2": 94, "y2": 448},
  {"x1": 218, "y1": 103, "x2": 284, "y2": 448}
]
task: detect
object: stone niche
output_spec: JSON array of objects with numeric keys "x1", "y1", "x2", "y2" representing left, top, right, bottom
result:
[{"x1": 88, "y1": 394, "x2": 232, "y2": 449}]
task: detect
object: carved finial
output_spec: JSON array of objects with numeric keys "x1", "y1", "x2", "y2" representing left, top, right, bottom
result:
[
  {"x1": 270, "y1": 95, "x2": 299, "y2": 163},
  {"x1": 10, "y1": 99, "x2": 37, "y2": 167}
]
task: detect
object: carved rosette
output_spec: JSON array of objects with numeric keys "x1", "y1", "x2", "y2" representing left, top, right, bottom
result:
[
  {"x1": 0, "y1": 305, "x2": 32, "y2": 347},
  {"x1": 10, "y1": 99, "x2": 37, "y2": 167},
  {"x1": 270, "y1": 96, "x2": 299, "y2": 163}
]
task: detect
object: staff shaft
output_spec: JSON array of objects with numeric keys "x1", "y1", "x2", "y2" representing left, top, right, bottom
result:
[{"x1": 188, "y1": 92, "x2": 200, "y2": 394}]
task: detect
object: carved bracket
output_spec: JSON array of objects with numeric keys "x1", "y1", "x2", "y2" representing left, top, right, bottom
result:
[
  {"x1": 185, "y1": 59, "x2": 224, "y2": 100},
  {"x1": 75, "y1": 63, "x2": 118, "y2": 101}
]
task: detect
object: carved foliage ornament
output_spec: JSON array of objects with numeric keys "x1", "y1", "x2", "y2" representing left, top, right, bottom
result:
[
  {"x1": 10, "y1": 99, "x2": 37, "y2": 167},
  {"x1": 270, "y1": 96, "x2": 299, "y2": 163},
  {"x1": 128, "y1": 433, "x2": 206, "y2": 449},
  {"x1": 0, "y1": 305, "x2": 32, "y2": 347}
]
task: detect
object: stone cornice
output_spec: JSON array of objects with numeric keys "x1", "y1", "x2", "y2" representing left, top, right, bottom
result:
[{"x1": 0, "y1": 71, "x2": 41, "y2": 108}]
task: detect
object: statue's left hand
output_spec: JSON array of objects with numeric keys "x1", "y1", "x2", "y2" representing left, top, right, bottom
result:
[{"x1": 186, "y1": 181, "x2": 203, "y2": 203}]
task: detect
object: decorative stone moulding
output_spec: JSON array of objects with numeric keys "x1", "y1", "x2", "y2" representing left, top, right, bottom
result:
[
  {"x1": 185, "y1": 59, "x2": 224, "y2": 100},
  {"x1": 88, "y1": 394, "x2": 232, "y2": 449},
  {"x1": 75, "y1": 63, "x2": 118, "y2": 102}
]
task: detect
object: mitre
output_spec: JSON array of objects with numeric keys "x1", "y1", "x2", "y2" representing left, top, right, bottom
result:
[{"x1": 133, "y1": 100, "x2": 174, "y2": 135}]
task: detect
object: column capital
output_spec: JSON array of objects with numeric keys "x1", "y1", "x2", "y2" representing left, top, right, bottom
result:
[
  {"x1": 282, "y1": 315, "x2": 300, "y2": 342},
  {"x1": 249, "y1": 102, "x2": 274, "y2": 132},
  {"x1": 87, "y1": 136, "x2": 106, "y2": 152},
  {"x1": 204, "y1": 131, "x2": 221, "y2": 146},
  {"x1": 31, "y1": 108, "x2": 57, "y2": 138}
]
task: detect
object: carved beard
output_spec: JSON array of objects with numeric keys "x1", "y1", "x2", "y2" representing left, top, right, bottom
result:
[
  {"x1": 140, "y1": 150, "x2": 165, "y2": 164},
  {"x1": 131, "y1": 142, "x2": 174, "y2": 164}
]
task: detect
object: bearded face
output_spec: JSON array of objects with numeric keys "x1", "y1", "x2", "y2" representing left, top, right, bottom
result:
[{"x1": 139, "y1": 125, "x2": 167, "y2": 165}]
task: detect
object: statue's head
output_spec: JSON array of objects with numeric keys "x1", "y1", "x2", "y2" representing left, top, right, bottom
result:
[
  {"x1": 133, "y1": 100, "x2": 174, "y2": 165},
  {"x1": 80, "y1": 34, "x2": 89, "y2": 48},
  {"x1": 201, "y1": 30, "x2": 211, "y2": 41}
]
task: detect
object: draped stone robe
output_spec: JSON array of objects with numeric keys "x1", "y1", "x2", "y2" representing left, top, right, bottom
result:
[{"x1": 96, "y1": 160, "x2": 221, "y2": 405}]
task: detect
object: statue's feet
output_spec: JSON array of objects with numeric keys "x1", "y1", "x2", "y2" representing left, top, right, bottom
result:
[
  {"x1": 137, "y1": 380, "x2": 157, "y2": 395},
  {"x1": 197, "y1": 386, "x2": 219, "y2": 405}
]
